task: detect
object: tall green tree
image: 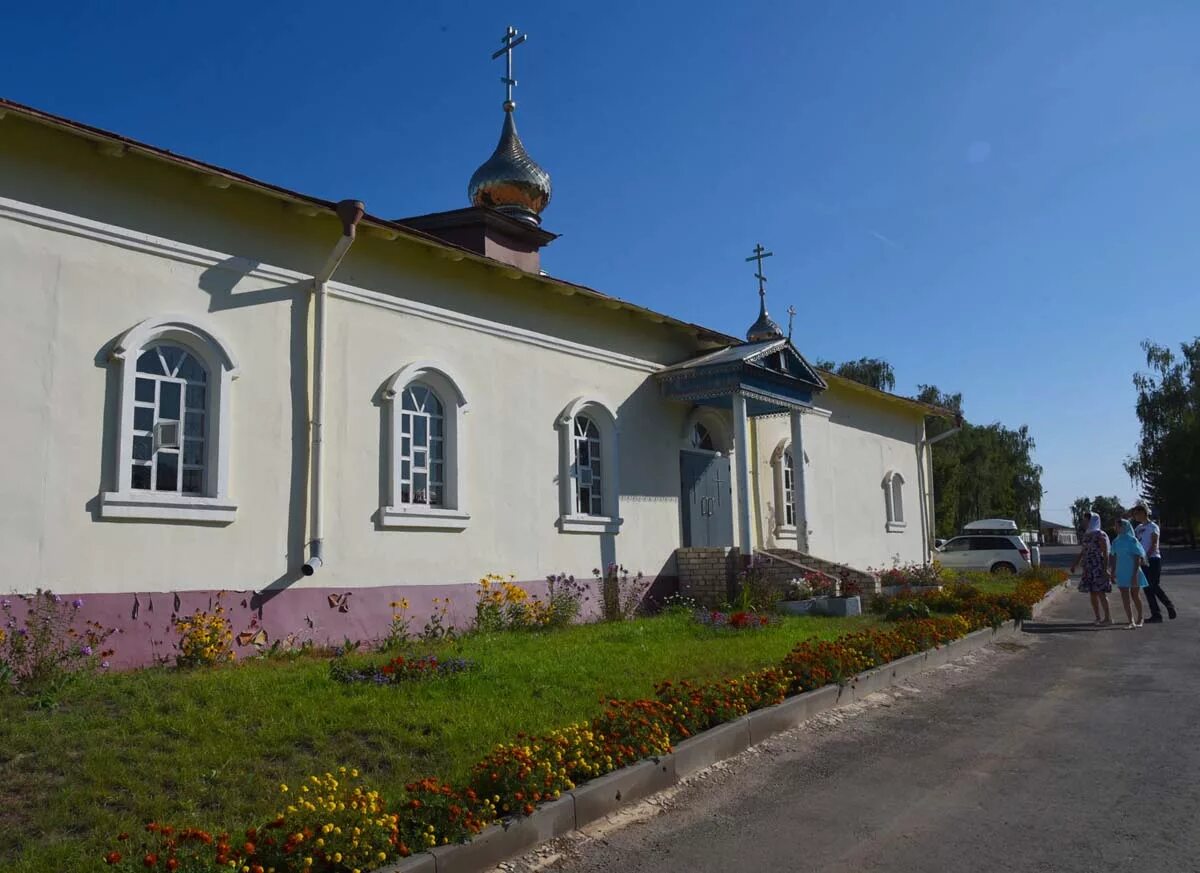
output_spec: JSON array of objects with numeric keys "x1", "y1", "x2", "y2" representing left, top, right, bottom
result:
[
  {"x1": 1125, "y1": 338, "x2": 1200, "y2": 545},
  {"x1": 916, "y1": 384, "x2": 1043, "y2": 538},
  {"x1": 1071, "y1": 495, "x2": 1126, "y2": 531},
  {"x1": 815, "y1": 357, "x2": 896, "y2": 392}
]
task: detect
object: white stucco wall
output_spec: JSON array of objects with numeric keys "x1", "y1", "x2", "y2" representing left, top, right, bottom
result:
[
  {"x1": 0, "y1": 116, "x2": 706, "y2": 594},
  {"x1": 750, "y1": 386, "x2": 931, "y2": 571},
  {"x1": 0, "y1": 114, "x2": 935, "y2": 596}
]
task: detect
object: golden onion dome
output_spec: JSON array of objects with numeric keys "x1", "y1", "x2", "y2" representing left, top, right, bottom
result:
[
  {"x1": 746, "y1": 300, "x2": 784, "y2": 343},
  {"x1": 468, "y1": 105, "x2": 552, "y2": 225}
]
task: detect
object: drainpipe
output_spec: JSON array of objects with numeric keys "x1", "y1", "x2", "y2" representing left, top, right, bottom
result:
[
  {"x1": 919, "y1": 422, "x2": 962, "y2": 561},
  {"x1": 303, "y1": 199, "x2": 365, "y2": 576}
]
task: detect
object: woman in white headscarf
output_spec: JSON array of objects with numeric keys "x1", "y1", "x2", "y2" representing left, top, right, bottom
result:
[{"x1": 1069, "y1": 511, "x2": 1112, "y2": 624}]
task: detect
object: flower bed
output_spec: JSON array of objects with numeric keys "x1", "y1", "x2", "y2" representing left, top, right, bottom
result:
[
  {"x1": 102, "y1": 575, "x2": 1053, "y2": 872},
  {"x1": 330, "y1": 654, "x2": 475, "y2": 685},
  {"x1": 693, "y1": 609, "x2": 772, "y2": 630}
]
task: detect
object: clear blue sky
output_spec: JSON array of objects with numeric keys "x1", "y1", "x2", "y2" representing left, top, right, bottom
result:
[{"x1": 4, "y1": 1, "x2": 1199, "y2": 523}]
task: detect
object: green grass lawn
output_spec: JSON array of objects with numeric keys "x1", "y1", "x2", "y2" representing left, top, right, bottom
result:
[
  {"x1": 957, "y1": 574, "x2": 1024, "y2": 596},
  {"x1": 0, "y1": 611, "x2": 874, "y2": 873}
]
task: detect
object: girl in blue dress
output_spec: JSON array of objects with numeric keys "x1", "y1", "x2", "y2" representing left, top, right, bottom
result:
[{"x1": 1110, "y1": 518, "x2": 1148, "y2": 628}]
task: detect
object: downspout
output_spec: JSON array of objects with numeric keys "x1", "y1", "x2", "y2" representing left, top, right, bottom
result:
[
  {"x1": 302, "y1": 199, "x2": 365, "y2": 576},
  {"x1": 919, "y1": 422, "x2": 962, "y2": 561}
]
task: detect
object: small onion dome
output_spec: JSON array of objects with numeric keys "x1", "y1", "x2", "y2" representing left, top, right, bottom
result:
[
  {"x1": 468, "y1": 106, "x2": 552, "y2": 225},
  {"x1": 746, "y1": 302, "x2": 784, "y2": 343}
]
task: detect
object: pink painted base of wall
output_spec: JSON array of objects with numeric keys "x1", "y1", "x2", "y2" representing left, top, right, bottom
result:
[{"x1": 8, "y1": 575, "x2": 676, "y2": 670}]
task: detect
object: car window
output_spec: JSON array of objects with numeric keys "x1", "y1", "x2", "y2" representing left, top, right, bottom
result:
[
  {"x1": 970, "y1": 537, "x2": 1009, "y2": 550},
  {"x1": 942, "y1": 538, "x2": 970, "y2": 552}
]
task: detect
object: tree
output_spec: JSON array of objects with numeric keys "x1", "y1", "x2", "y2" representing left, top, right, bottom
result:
[
  {"x1": 1071, "y1": 495, "x2": 1126, "y2": 532},
  {"x1": 815, "y1": 357, "x2": 896, "y2": 392},
  {"x1": 916, "y1": 384, "x2": 1043, "y2": 538},
  {"x1": 1125, "y1": 338, "x2": 1200, "y2": 546}
]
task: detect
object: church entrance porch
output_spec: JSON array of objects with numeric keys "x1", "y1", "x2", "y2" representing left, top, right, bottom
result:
[
  {"x1": 657, "y1": 336, "x2": 828, "y2": 556},
  {"x1": 679, "y1": 450, "x2": 734, "y2": 547}
]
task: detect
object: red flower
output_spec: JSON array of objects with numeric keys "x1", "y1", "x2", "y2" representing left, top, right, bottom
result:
[
  {"x1": 104, "y1": 851, "x2": 122, "y2": 865},
  {"x1": 143, "y1": 853, "x2": 159, "y2": 867}
]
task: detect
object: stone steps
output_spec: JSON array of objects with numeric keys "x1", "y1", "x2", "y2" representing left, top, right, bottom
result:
[{"x1": 756, "y1": 549, "x2": 881, "y2": 595}]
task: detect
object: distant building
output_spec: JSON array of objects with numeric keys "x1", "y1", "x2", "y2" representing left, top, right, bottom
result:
[{"x1": 1040, "y1": 519, "x2": 1078, "y2": 546}]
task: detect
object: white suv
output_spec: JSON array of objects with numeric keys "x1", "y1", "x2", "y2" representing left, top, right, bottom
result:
[{"x1": 935, "y1": 534, "x2": 1032, "y2": 574}]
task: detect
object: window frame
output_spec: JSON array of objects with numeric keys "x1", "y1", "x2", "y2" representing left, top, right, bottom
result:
[
  {"x1": 884, "y1": 470, "x2": 907, "y2": 532},
  {"x1": 101, "y1": 315, "x2": 239, "y2": 524},
  {"x1": 380, "y1": 362, "x2": 470, "y2": 531},
  {"x1": 557, "y1": 396, "x2": 621, "y2": 534},
  {"x1": 770, "y1": 438, "x2": 804, "y2": 540}
]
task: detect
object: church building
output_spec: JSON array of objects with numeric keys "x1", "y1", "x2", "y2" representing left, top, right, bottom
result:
[{"x1": 0, "y1": 31, "x2": 950, "y2": 665}]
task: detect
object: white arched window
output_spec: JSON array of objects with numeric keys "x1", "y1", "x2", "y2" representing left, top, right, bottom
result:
[
  {"x1": 557, "y1": 397, "x2": 621, "y2": 534},
  {"x1": 101, "y1": 315, "x2": 239, "y2": 523},
  {"x1": 770, "y1": 439, "x2": 802, "y2": 539},
  {"x1": 381, "y1": 363, "x2": 469, "y2": 530},
  {"x1": 884, "y1": 470, "x2": 906, "y2": 532}
]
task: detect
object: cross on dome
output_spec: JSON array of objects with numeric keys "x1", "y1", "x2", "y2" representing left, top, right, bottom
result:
[
  {"x1": 744, "y1": 243, "x2": 784, "y2": 343},
  {"x1": 492, "y1": 25, "x2": 528, "y2": 111}
]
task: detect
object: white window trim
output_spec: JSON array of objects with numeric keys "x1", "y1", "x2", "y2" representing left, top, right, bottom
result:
[
  {"x1": 100, "y1": 314, "x2": 239, "y2": 524},
  {"x1": 770, "y1": 439, "x2": 806, "y2": 540},
  {"x1": 380, "y1": 361, "x2": 470, "y2": 531},
  {"x1": 884, "y1": 470, "x2": 907, "y2": 532},
  {"x1": 557, "y1": 396, "x2": 622, "y2": 535}
]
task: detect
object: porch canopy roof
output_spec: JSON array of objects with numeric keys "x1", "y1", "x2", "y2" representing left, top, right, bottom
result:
[{"x1": 656, "y1": 338, "x2": 827, "y2": 416}]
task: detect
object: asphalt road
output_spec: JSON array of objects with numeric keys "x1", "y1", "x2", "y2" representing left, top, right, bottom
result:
[{"x1": 537, "y1": 548, "x2": 1200, "y2": 873}]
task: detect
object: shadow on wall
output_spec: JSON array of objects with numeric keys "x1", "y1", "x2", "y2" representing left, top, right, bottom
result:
[{"x1": 87, "y1": 257, "x2": 311, "y2": 597}]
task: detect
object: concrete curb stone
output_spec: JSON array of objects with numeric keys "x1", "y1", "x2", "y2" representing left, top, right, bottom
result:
[
  {"x1": 381, "y1": 586, "x2": 1059, "y2": 873},
  {"x1": 378, "y1": 851, "x2": 436, "y2": 873},
  {"x1": 744, "y1": 684, "x2": 840, "y2": 744},
  {"x1": 568, "y1": 756, "x2": 676, "y2": 825},
  {"x1": 673, "y1": 718, "x2": 752, "y2": 777},
  {"x1": 427, "y1": 796, "x2": 576, "y2": 872}
]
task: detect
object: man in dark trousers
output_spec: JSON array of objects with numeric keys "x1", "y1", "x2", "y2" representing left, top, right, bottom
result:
[{"x1": 1132, "y1": 502, "x2": 1176, "y2": 623}]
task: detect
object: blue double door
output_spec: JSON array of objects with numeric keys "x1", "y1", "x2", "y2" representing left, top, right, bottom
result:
[{"x1": 680, "y1": 451, "x2": 734, "y2": 548}]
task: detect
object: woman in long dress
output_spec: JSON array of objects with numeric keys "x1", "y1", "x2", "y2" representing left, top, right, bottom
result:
[
  {"x1": 1069, "y1": 512, "x2": 1112, "y2": 625},
  {"x1": 1110, "y1": 518, "x2": 1148, "y2": 629}
]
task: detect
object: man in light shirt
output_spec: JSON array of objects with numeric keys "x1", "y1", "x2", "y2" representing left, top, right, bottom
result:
[{"x1": 1132, "y1": 502, "x2": 1176, "y2": 623}]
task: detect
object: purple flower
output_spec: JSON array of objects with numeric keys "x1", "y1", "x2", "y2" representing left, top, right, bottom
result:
[
  {"x1": 101, "y1": 660, "x2": 110, "y2": 669},
  {"x1": 82, "y1": 645, "x2": 93, "y2": 656},
  {"x1": 16, "y1": 628, "x2": 27, "y2": 637},
  {"x1": 72, "y1": 598, "x2": 84, "y2": 608},
  {"x1": 1, "y1": 599, "x2": 11, "y2": 609}
]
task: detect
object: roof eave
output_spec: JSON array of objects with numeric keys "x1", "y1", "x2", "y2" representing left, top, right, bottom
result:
[
  {"x1": 0, "y1": 97, "x2": 736, "y2": 349},
  {"x1": 819, "y1": 371, "x2": 956, "y2": 419}
]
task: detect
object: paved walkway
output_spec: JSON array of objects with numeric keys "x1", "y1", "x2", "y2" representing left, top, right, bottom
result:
[{"x1": 543, "y1": 550, "x2": 1200, "y2": 873}]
